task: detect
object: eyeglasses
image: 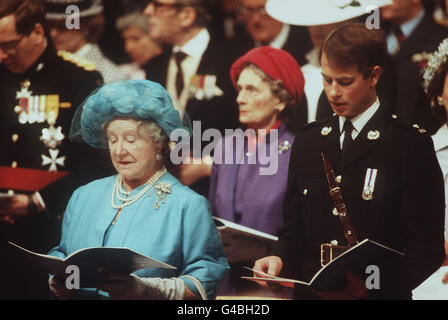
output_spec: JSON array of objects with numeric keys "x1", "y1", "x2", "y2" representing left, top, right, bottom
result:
[
  {"x1": 238, "y1": 6, "x2": 268, "y2": 17},
  {"x1": 0, "y1": 35, "x2": 25, "y2": 55}
]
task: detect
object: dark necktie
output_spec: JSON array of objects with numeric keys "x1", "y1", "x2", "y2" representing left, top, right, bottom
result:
[
  {"x1": 173, "y1": 51, "x2": 187, "y2": 97},
  {"x1": 342, "y1": 120, "x2": 354, "y2": 154},
  {"x1": 392, "y1": 25, "x2": 405, "y2": 52}
]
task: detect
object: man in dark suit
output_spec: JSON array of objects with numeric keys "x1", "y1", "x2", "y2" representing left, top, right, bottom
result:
[
  {"x1": 0, "y1": 0, "x2": 113, "y2": 299},
  {"x1": 143, "y1": 0, "x2": 238, "y2": 136},
  {"x1": 253, "y1": 23, "x2": 445, "y2": 299},
  {"x1": 143, "y1": 0, "x2": 239, "y2": 195},
  {"x1": 381, "y1": 0, "x2": 448, "y2": 133}
]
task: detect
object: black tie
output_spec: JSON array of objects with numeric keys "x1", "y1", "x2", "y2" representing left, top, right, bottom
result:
[
  {"x1": 174, "y1": 51, "x2": 187, "y2": 97},
  {"x1": 342, "y1": 120, "x2": 354, "y2": 154},
  {"x1": 392, "y1": 25, "x2": 405, "y2": 53}
]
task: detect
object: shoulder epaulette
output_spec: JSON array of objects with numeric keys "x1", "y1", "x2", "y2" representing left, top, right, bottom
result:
[
  {"x1": 57, "y1": 50, "x2": 97, "y2": 72},
  {"x1": 302, "y1": 117, "x2": 328, "y2": 130},
  {"x1": 390, "y1": 114, "x2": 427, "y2": 134}
]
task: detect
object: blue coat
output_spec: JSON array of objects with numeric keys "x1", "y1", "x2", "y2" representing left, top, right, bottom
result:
[{"x1": 49, "y1": 172, "x2": 229, "y2": 299}]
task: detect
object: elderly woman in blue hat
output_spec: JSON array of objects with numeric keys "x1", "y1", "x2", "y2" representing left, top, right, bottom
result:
[{"x1": 47, "y1": 79, "x2": 228, "y2": 300}]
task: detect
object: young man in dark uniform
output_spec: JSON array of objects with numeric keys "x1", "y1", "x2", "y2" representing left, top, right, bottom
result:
[
  {"x1": 253, "y1": 23, "x2": 445, "y2": 299},
  {"x1": 0, "y1": 0, "x2": 113, "y2": 299}
]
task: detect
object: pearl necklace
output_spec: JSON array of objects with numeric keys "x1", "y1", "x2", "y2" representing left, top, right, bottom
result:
[{"x1": 111, "y1": 167, "x2": 167, "y2": 209}]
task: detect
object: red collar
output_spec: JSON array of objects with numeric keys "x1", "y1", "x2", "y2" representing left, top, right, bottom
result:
[{"x1": 246, "y1": 120, "x2": 283, "y2": 155}]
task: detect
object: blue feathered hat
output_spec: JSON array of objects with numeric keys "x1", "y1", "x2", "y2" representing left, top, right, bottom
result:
[{"x1": 70, "y1": 79, "x2": 191, "y2": 149}]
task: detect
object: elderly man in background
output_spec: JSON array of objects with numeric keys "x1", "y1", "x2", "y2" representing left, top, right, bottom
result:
[
  {"x1": 143, "y1": 0, "x2": 239, "y2": 196},
  {"x1": 380, "y1": 0, "x2": 448, "y2": 133}
]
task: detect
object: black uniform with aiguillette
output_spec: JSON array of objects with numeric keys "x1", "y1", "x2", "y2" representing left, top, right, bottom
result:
[
  {"x1": 273, "y1": 106, "x2": 445, "y2": 299},
  {"x1": 0, "y1": 43, "x2": 114, "y2": 299}
]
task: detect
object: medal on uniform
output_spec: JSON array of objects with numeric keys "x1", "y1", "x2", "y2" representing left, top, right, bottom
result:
[
  {"x1": 321, "y1": 126, "x2": 332, "y2": 136},
  {"x1": 41, "y1": 149, "x2": 66, "y2": 172},
  {"x1": 40, "y1": 125, "x2": 65, "y2": 149},
  {"x1": 278, "y1": 140, "x2": 291, "y2": 154},
  {"x1": 15, "y1": 80, "x2": 60, "y2": 125},
  {"x1": 367, "y1": 130, "x2": 380, "y2": 140},
  {"x1": 16, "y1": 80, "x2": 32, "y2": 124},
  {"x1": 14, "y1": 80, "x2": 69, "y2": 171},
  {"x1": 362, "y1": 168, "x2": 378, "y2": 200},
  {"x1": 188, "y1": 74, "x2": 223, "y2": 100},
  {"x1": 40, "y1": 94, "x2": 65, "y2": 149}
]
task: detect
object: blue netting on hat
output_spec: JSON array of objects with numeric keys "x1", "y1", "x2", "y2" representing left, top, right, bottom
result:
[{"x1": 69, "y1": 79, "x2": 192, "y2": 149}]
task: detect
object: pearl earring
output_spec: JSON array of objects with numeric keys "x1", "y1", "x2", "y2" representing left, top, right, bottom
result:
[
  {"x1": 438, "y1": 96, "x2": 444, "y2": 106},
  {"x1": 155, "y1": 153, "x2": 162, "y2": 161}
]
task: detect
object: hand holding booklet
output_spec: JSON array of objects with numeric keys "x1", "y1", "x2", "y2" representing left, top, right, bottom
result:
[
  {"x1": 213, "y1": 216, "x2": 278, "y2": 263},
  {"x1": 9, "y1": 242, "x2": 175, "y2": 287},
  {"x1": 242, "y1": 239, "x2": 404, "y2": 292}
]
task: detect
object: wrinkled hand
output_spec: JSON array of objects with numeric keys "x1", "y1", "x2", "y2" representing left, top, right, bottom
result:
[
  {"x1": 312, "y1": 270, "x2": 368, "y2": 300},
  {"x1": 97, "y1": 274, "x2": 141, "y2": 300},
  {"x1": 252, "y1": 256, "x2": 283, "y2": 288},
  {"x1": 97, "y1": 274, "x2": 189, "y2": 300},
  {"x1": 49, "y1": 275, "x2": 75, "y2": 300},
  {"x1": 0, "y1": 194, "x2": 29, "y2": 224},
  {"x1": 442, "y1": 272, "x2": 448, "y2": 285},
  {"x1": 219, "y1": 231, "x2": 269, "y2": 263}
]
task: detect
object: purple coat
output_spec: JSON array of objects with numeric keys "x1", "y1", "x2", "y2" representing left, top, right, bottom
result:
[{"x1": 209, "y1": 124, "x2": 295, "y2": 236}]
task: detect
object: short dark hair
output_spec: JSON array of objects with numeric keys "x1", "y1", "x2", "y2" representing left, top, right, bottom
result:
[
  {"x1": 0, "y1": 0, "x2": 46, "y2": 36},
  {"x1": 319, "y1": 22, "x2": 387, "y2": 78}
]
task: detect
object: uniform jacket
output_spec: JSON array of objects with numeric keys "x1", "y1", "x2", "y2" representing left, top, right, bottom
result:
[
  {"x1": 275, "y1": 106, "x2": 445, "y2": 299},
  {"x1": 0, "y1": 43, "x2": 114, "y2": 299},
  {"x1": 0, "y1": 43, "x2": 114, "y2": 218}
]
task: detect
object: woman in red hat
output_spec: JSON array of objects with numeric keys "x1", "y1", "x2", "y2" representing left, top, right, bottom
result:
[{"x1": 209, "y1": 46, "x2": 305, "y2": 297}]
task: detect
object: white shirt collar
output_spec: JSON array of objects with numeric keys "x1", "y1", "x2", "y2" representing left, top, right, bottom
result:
[
  {"x1": 305, "y1": 47, "x2": 320, "y2": 67},
  {"x1": 172, "y1": 28, "x2": 210, "y2": 59},
  {"x1": 400, "y1": 8, "x2": 425, "y2": 38},
  {"x1": 432, "y1": 123, "x2": 448, "y2": 152},
  {"x1": 74, "y1": 43, "x2": 93, "y2": 57},
  {"x1": 268, "y1": 24, "x2": 290, "y2": 49},
  {"x1": 339, "y1": 97, "x2": 380, "y2": 134}
]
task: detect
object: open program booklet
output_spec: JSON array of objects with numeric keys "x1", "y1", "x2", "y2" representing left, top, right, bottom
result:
[
  {"x1": 9, "y1": 242, "x2": 175, "y2": 287},
  {"x1": 243, "y1": 238, "x2": 403, "y2": 292},
  {"x1": 212, "y1": 216, "x2": 278, "y2": 242}
]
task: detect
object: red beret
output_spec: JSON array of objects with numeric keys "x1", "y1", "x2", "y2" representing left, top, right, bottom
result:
[{"x1": 230, "y1": 46, "x2": 305, "y2": 103}]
